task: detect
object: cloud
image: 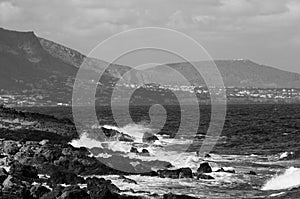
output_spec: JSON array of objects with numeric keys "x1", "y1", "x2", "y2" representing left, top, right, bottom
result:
[{"x1": 0, "y1": 0, "x2": 299, "y2": 73}]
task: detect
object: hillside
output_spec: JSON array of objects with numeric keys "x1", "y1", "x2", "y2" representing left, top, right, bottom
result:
[
  {"x1": 1, "y1": 27, "x2": 300, "y2": 106},
  {"x1": 136, "y1": 60, "x2": 300, "y2": 88}
]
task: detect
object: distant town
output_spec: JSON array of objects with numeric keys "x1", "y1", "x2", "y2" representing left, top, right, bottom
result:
[{"x1": 1, "y1": 83, "x2": 300, "y2": 107}]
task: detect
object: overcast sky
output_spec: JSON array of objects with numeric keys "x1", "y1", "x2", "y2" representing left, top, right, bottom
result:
[{"x1": 0, "y1": 0, "x2": 300, "y2": 73}]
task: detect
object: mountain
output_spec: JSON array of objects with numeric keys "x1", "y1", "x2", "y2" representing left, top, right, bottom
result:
[
  {"x1": 0, "y1": 27, "x2": 77, "y2": 103},
  {"x1": 1, "y1": 27, "x2": 300, "y2": 106},
  {"x1": 135, "y1": 60, "x2": 300, "y2": 88},
  {"x1": 0, "y1": 27, "x2": 137, "y2": 104}
]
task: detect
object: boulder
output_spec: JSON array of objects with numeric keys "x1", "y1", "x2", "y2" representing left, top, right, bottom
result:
[
  {"x1": 86, "y1": 177, "x2": 120, "y2": 199},
  {"x1": 101, "y1": 127, "x2": 134, "y2": 142},
  {"x1": 140, "y1": 149, "x2": 150, "y2": 156},
  {"x1": 142, "y1": 132, "x2": 159, "y2": 143},
  {"x1": 204, "y1": 154, "x2": 211, "y2": 158},
  {"x1": 30, "y1": 183, "x2": 51, "y2": 198},
  {"x1": 36, "y1": 144, "x2": 62, "y2": 163},
  {"x1": 118, "y1": 175, "x2": 137, "y2": 184},
  {"x1": 3, "y1": 140, "x2": 20, "y2": 155},
  {"x1": 9, "y1": 161, "x2": 38, "y2": 181},
  {"x1": 248, "y1": 171, "x2": 257, "y2": 175},
  {"x1": 197, "y1": 174, "x2": 214, "y2": 180},
  {"x1": 0, "y1": 167, "x2": 8, "y2": 183},
  {"x1": 216, "y1": 168, "x2": 235, "y2": 174},
  {"x1": 40, "y1": 185, "x2": 64, "y2": 199},
  {"x1": 197, "y1": 162, "x2": 212, "y2": 174},
  {"x1": 49, "y1": 170, "x2": 85, "y2": 185},
  {"x1": 2, "y1": 175, "x2": 31, "y2": 198},
  {"x1": 158, "y1": 168, "x2": 193, "y2": 179},
  {"x1": 59, "y1": 185, "x2": 90, "y2": 199},
  {"x1": 130, "y1": 147, "x2": 139, "y2": 153}
]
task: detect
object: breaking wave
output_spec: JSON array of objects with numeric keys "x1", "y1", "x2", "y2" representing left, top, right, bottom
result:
[{"x1": 262, "y1": 167, "x2": 300, "y2": 190}]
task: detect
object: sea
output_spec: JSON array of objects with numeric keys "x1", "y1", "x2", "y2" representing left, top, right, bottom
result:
[{"x1": 20, "y1": 104, "x2": 300, "y2": 198}]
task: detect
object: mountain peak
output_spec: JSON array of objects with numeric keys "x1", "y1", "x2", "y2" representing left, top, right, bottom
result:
[{"x1": 0, "y1": 27, "x2": 45, "y2": 63}]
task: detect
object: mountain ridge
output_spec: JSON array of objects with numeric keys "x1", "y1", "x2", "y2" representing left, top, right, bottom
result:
[{"x1": 1, "y1": 27, "x2": 300, "y2": 105}]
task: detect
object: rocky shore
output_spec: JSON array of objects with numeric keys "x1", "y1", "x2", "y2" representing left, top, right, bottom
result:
[{"x1": 0, "y1": 106, "x2": 207, "y2": 198}]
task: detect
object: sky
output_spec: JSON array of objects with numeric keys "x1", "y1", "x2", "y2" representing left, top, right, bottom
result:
[{"x1": 0, "y1": 0, "x2": 300, "y2": 73}]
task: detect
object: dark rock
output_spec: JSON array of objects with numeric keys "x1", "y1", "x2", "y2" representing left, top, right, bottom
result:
[
  {"x1": 60, "y1": 185, "x2": 90, "y2": 199},
  {"x1": 141, "y1": 149, "x2": 150, "y2": 156},
  {"x1": 197, "y1": 162, "x2": 212, "y2": 174},
  {"x1": 9, "y1": 161, "x2": 38, "y2": 181},
  {"x1": 215, "y1": 168, "x2": 225, "y2": 172},
  {"x1": 0, "y1": 167, "x2": 8, "y2": 183},
  {"x1": 40, "y1": 185, "x2": 64, "y2": 199},
  {"x1": 197, "y1": 174, "x2": 214, "y2": 180},
  {"x1": 248, "y1": 171, "x2": 257, "y2": 175},
  {"x1": 30, "y1": 183, "x2": 51, "y2": 198},
  {"x1": 35, "y1": 144, "x2": 62, "y2": 163},
  {"x1": 216, "y1": 168, "x2": 235, "y2": 174},
  {"x1": 158, "y1": 168, "x2": 193, "y2": 179},
  {"x1": 142, "y1": 132, "x2": 159, "y2": 143},
  {"x1": 101, "y1": 127, "x2": 134, "y2": 142},
  {"x1": 204, "y1": 154, "x2": 211, "y2": 158},
  {"x1": 118, "y1": 175, "x2": 137, "y2": 184},
  {"x1": 130, "y1": 147, "x2": 139, "y2": 153},
  {"x1": 86, "y1": 177, "x2": 120, "y2": 199},
  {"x1": 49, "y1": 170, "x2": 85, "y2": 185},
  {"x1": 140, "y1": 171, "x2": 159, "y2": 177},
  {"x1": 163, "y1": 192, "x2": 199, "y2": 199},
  {"x1": 2, "y1": 175, "x2": 32, "y2": 198},
  {"x1": 3, "y1": 140, "x2": 20, "y2": 155}
]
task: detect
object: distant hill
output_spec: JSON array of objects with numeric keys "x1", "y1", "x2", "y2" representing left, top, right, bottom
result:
[
  {"x1": 1, "y1": 27, "x2": 300, "y2": 105},
  {"x1": 135, "y1": 60, "x2": 300, "y2": 88}
]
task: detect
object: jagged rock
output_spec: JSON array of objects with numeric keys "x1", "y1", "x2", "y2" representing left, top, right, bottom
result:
[
  {"x1": 197, "y1": 162, "x2": 212, "y2": 174},
  {"x1": 118, "y1": 175, "x2": 137, "y2": 184},
  {"x1": 9, "y1": 161, "x2": 38, "y2": 181},
  {"x1": 142, "y1": 132, "x2": 159, "y2": 143},
  {"x1": 59, "y1": 185, "x2": 90, "y2": 199},
  {"x1": 40, "y1": 185, "x2": 64, "y2": 199},
  {"x1": 248, "y1": 171, "x2": 257, "y2": 175},
  {"x1": 130, "y1": 147, "x2": 139, "y2": 153},
  {"x1": 163, "y1": 192, "x2": 199, "y2": 199},
  {"x1": 49, "y1": 170, "x2": 85, "y2": 185},
  {"x1": 204, "y1": 154, "x2": 211, "y2": 158},
  {"x1": 158, "y1": 168, "x2": 193, "y2": 179},
  {"x1": 0, "y1": 167, "x2": 8, "y2": 183},
  {"x1": 216, "y1": 168, "x2": 235, "y2": 174},
  {"x1": 35, "y1": 144, "x2": 62, "y2": 163},
  {"x1": 141, "y1": 149, "x2": 150, "y2": 156},
  {"x1": 30, "y1": 183, "x2": 51, "y2": 198},
  {"x1": 86, "y1": 177, "x2": 120, "y2": 199},
  {"x1": 197, "y1": 174, "x2": 214, "y2": 180},
  {"x1": 3, "y1": 140, "x2": 20, "y2": 155},
  {"x1": 101, "y1": 127, "x2": 134, "y2": 142},
  {"x1": 2, "y1": 175, "x2": 33, "y2": 198}
]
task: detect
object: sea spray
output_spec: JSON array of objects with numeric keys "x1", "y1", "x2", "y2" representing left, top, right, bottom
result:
[
  {"x1": 70, "y1": 132, "x2": 104, "y2": 149},
  {"x1": 262, "y1": 167, "x2": 300, "y2": 190}
]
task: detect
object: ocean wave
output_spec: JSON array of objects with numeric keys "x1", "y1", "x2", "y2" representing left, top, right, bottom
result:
[
  {"x1": 262, "y1": 167, "x2": 300, "y2": 190},
  {"x1": 69, "y1": 132, "x2": 104, "y2": 149},
  {"x1": 102, "y1": 123, "x2": 155, "y2": 143}
]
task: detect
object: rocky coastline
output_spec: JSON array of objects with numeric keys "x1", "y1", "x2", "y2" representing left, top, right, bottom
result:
[{"x1": 0, "y1": 105, "x2": 208, "y2": 198}]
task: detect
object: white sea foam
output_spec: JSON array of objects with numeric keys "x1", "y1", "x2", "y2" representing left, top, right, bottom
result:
[
  {"x1": 103, "y1": 123, "x2": 155, "y2": 143},
  {"x1": 70, "y1": 123, "x2": 210, "y2": 171},
  {"x1": 69, "y1": 132, "x2": 103, "y2": 149},
  {"x1": 262, "y1": 167, "x2": 300, "y2": 190}
]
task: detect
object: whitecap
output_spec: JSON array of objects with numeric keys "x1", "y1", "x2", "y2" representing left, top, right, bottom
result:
[{"x1": 262, "y1": 167, "x2": 300, "y2": 190}]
